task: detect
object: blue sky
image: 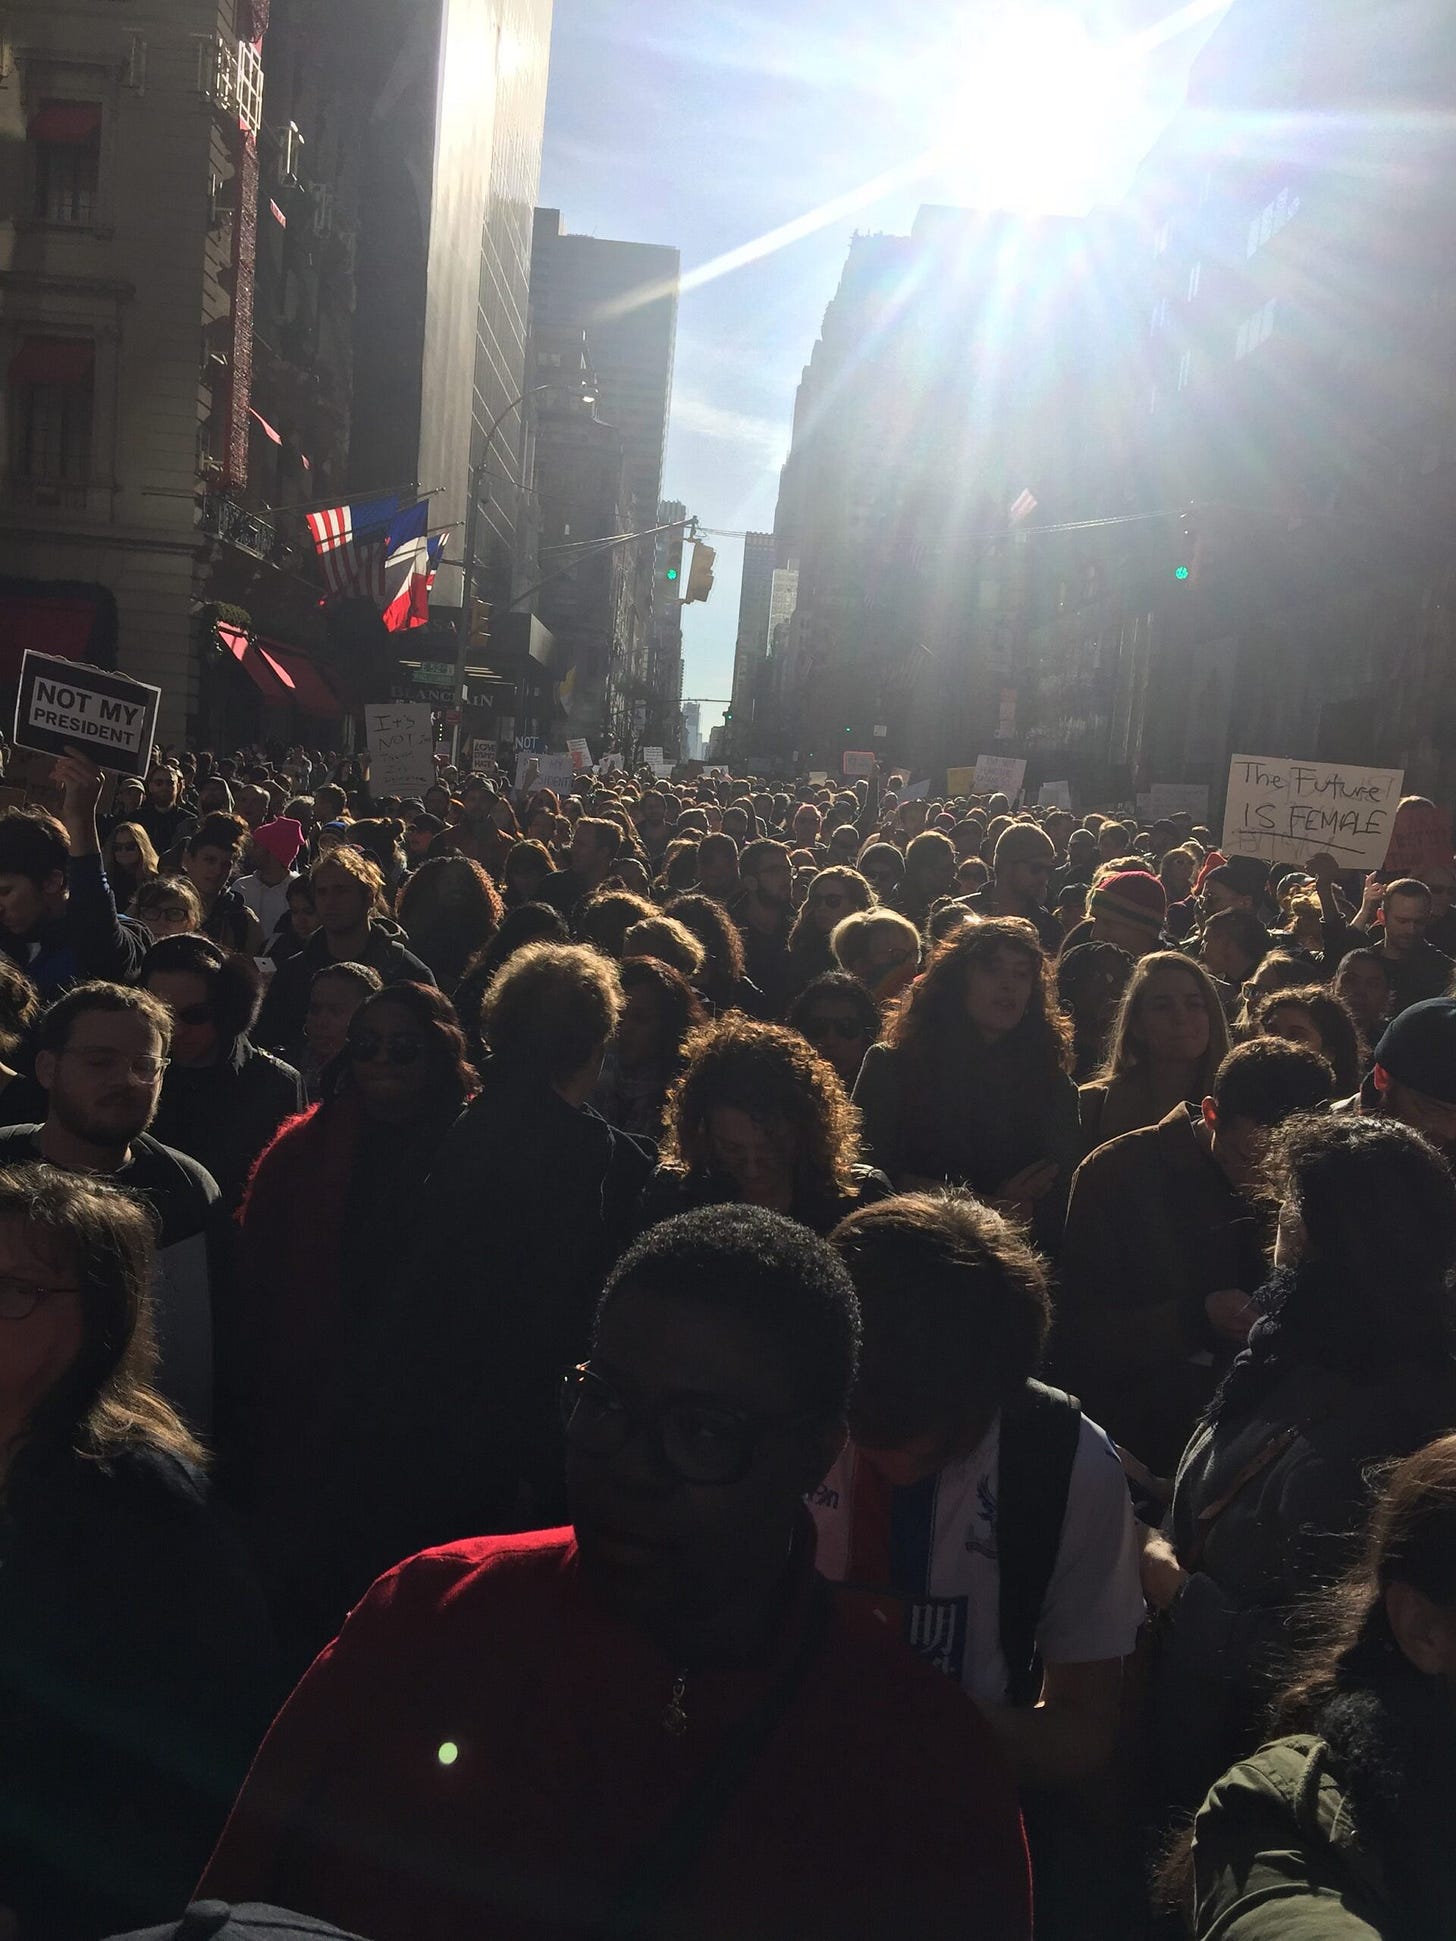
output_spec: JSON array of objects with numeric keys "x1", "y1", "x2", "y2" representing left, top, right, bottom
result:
[{"x1": 538, "y1": 1, "x2": 1228, "y2": 735}]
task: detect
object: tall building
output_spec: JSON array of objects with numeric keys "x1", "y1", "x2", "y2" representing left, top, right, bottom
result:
[
  {"x1": 681, "y1": 698, "x2": 701, "y2": 762},
  {"x1": 1108, "y1": 0, "x2": 1456, "y2": 805},
  {"x1": 727, "y1": 530, "x2": 774, "y2": 757},
  {"x1": 529, "y1": 208, "x2": 678, "y2": 745},
  {"x1": 771, "y1": 206, "x2": 1140, "y2": 780},
  {"x1": 0, "y1": 0, "x2": 553, "y2": 744}
]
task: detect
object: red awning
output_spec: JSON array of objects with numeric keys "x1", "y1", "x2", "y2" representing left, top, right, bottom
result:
[
  {"x1": 9, "y1": 338, "x2": 94, "y2": 387},
  {"x1": 232, "y1": 643, "x2": 292, "y2": 705},
  {"x1": 28, "y1": 102, "x2": 102, "y2": 144},
  {"x1": 257, "y1": 640, "x2": 343, "y2": 717}
]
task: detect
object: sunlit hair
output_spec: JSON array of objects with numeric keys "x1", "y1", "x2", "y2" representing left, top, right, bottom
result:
[
  {"x1": 185, "y1": 811, "x2": 249, "y2": 858},
  {"x1": 885, "y1": 917, "x2": 1072, "y2": 1078},
  {"x1": 830, "y1": 908, "x2": 920, "y2": 976},
  {"x1": 479, "y1": 941, "x2": 622, "y2": 1085},
  {"x1": 661, "y1": 1014, "x2": 865, "y2": 1201},
  {"x1": 664, "y1": 892, "x2": 748, "y2": 983},
  {"x1": 309, "y1": 842, "x2": 387, "y2": 913},
  {"x1": 102, "y1": 821, "x2": 160, "y2": 885},
  {"x1": 575, "y1": 890, "x2": 656, "y2": 959},
  {"x1": 622, "y1": 914, "x2": 706, "y2": 981},
  {"x1": 1, "y1": 1164, "x2": 205, "y2": 1488},
  {"x1": 1097, "y1": 949, "x2": 1230, "y2": 1093},
  {"x1": 0, "y1": 956, "x2": 39, "y2": 1061},
  {"x1": 132, "y1": 876, "x2": 203, "y2": 931},
  {"x1": 1253, "y1": 982, "x2": 1365, "y2": 1096}
]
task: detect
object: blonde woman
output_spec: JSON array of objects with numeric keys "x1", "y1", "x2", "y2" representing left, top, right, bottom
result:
[{"x1": 102, "y1": 820, "x2": 160, "y2": 909}]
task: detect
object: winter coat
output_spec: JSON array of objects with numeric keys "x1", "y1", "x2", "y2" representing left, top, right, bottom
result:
[
  {"x1": 0, "y1": 1441, "x2": 276, "y2": 1940},
  {"x1": 148, "y1": 1034, "x2": 303, "y2": 1214},
  {"x1": 1155, "y1": 1353, "x2": 1456, "y2": 1814},
  {"x1": 853, "y1": 1036, "x2": 1081, "y2": 1254},
  {"x1": 254, "y1": 920, "x2": 435, "y2": 1051}
]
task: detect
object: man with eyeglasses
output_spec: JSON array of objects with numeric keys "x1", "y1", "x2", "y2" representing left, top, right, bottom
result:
[
  {"x1": 201, "y1": 1205, "x2": 1032, "y2": 1939},
  {"x1": 0, "y1": 981, "x2": 221, "y2": 1431}
]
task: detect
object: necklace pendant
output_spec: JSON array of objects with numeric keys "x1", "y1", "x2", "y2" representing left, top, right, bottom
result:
[{"x1": 663, "y1": 1671, "x2": 688, "y2": 1736}]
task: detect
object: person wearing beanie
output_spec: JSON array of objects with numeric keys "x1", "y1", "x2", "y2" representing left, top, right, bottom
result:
[
  {"x1": 968, "y1": 821, "x2": 1061, "y2": 952},
  {"x1": 1354, "y1": 996, "x2": 1456, "y2": 1162},
  {"x1": 235, "y1": 819, "x2": 306, "y2": 946},
  {"x1": 1083, "y1": 869, "x2": 1167, "y2": 959}
]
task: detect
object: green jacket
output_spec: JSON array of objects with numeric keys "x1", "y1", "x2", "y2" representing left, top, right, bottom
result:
[{"x1": 1192, "y1": 1733, "x2": 1391, "y2": 1938}]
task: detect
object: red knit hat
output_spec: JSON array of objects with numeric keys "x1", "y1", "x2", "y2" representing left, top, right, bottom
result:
[{"x1": 1090, "y1": 868, "x2": 1167, "y2": 936}]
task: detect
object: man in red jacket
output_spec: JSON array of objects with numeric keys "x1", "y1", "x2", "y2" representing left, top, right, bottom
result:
[{"x1": 201, "y1": 1206, "x2": 1030, "y2": 1941}]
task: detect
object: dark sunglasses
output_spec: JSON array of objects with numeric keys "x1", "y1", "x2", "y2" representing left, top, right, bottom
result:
[
  {"x1": 349, "y1": 1032, "x2": 426, "y2": 1065},
  {"x1": 803, "y1": 1014, "x2": 868, "y2": 1041}
]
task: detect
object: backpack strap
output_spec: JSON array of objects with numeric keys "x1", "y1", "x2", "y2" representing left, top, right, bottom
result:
[{"x1": 996, "y1": 1378, "x2": 1083, "y2": 1708}]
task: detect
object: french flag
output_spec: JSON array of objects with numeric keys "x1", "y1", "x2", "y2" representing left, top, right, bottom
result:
[{"x1": 381, "y1": 502, "x2": 445, "y2": 632}]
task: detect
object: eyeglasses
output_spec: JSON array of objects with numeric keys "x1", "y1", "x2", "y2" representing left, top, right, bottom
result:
[
  {"x1": 0, "y1": 1275, "x2": 82, "y2": 1321},
  {"x1": 348, "y1": 1032, "x2": 426, "y2": 1065},
  {"x1": 56, "y1": 1047, "x2": 168, "y2": 1082},
  {"x1": 802, "y1": 1014, "x2": 867, "y2": 1041},
  {"x1": 560, "y1": 1362, "x2": 806, "y2": 1486}
]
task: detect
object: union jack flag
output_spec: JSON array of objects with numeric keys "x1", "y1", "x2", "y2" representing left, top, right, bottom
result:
[{"x1": 305, "y1": 495, "x2": 399, "y2": 600}]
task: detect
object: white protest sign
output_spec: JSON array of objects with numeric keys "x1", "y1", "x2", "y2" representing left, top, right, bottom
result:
[
  {"x1": 567, "y1": 737, "x2": 592, "y2": 772},
  {"x1": 897, "y1": 777, "x2": 931, "y2": 801},
  {"x1": 15, "y1": 651, "x2": 160, "y2": 778},
  {"x1": 1222, "y1": 755, "x2": 1403, "y2": 870},
  {"x1": 974, "y1": 754, "x2": 1027, "y2": 797},
  {"x1": 842, "y1": 749, "x2": 877, "y2": 776},
  {"x1": 1037, "y1": 781, "x2": 1072, "y2": 810},
  {"x1": 469, "y1": 739, "x2": 496, "y2": 774},
  {"x1": 1145, "y1": 782, "x2": 1209, "y2": 823},
  {"x1": 516, "y1": 751, "x2": 575, "y2": 795},
  {"x1": 642, "y1": 746, "x2": 665, "y2": 772},
  {"x1": 364, "y1": 703, "x2": 436, "y2": 797}
]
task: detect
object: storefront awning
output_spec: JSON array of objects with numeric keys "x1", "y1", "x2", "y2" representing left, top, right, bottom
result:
[
  {"x1": 28, "y1": 102, "x2": 102, "y2": 144},
  {"x1": 9, "y1": 338, "x2": 94, "y2": 387},
  {"x1": 229, "y1": 631, "x2": 342, "y2": 717}
]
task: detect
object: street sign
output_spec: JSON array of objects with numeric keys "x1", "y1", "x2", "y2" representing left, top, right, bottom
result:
[{"x1": 412, "y1": 661, "x2": 455, "y2": 685}]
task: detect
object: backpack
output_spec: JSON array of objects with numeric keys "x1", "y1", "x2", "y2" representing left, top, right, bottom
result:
[{"x1": 996, "y1": 1378, "x2": 1083, "y2": 1707}]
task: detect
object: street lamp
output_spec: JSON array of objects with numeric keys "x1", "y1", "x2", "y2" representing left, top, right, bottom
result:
[{"x1": 449, "y1": 377, "x2": 596, "y2": 762}]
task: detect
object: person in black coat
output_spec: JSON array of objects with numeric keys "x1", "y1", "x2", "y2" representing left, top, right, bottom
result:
[
  {"x1": 140, "y1": 934, "x2": 304, "y2": 1214},
  {"x1": 0, "y1": 1162, "x2": 277, "y2": 1941}
]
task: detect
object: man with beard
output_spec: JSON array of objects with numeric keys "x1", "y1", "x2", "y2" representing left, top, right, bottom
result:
[
  {"x1": 535, "y1": 816, "x2": 624, "y2": 928},
  {"x1": 734, "y1": 838, "x2": 796, "y2": 1019},
  {"x1": 0, "y1": 981, "x2": 221, "y2": 1431}
]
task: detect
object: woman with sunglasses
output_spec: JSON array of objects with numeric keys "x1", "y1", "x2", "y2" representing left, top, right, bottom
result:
[
  {"x1": 233, "y1": 984, "x2": 476, "y2": 1643},
  {"x1": 141, "y1": 933, "x2": 304, "y2": 1214},
  {"x1": 101, "y1": 819, "x2": 160, "y2": 910},
  {"x1": 788, "y1": 971, "x2": 882, "y2": 1091},
  {"x1": 784, "y1": 865, "x2": 874, "y2": 1003}
]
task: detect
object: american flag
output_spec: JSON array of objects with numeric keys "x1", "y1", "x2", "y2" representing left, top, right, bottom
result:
[{"x1": 305, "y1": 495, "x2": 399, "y2": 600}]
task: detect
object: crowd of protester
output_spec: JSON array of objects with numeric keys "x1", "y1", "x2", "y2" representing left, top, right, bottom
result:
[{"x1": 4, "y1": 737, "x2": 1456, "y2": 1936}]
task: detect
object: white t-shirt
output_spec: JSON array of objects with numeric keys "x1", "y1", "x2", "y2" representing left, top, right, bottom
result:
[
  {"x1": 811, "y1": 1409, "x2": 1146, "y2": 1706},
  {"x1": 235, "y1": 869, "x2": 297, "y2": 942}
]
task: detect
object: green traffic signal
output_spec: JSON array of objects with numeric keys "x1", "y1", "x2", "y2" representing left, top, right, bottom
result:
[
  {"x1": 666, "y1": 567, "x2": 678, "y2": 581},
  {"x1": 1174, "y1": 564, "x2": 1190, "y2": 581}
]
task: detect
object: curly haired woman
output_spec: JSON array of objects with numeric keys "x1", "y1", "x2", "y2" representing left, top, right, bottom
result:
[
  {"x1": 853, "y1": 917, "x2": 1080, "y2": 1251},
  {"x1": 644, "y1": 1014, "x2": 889, "y2": 1234}
]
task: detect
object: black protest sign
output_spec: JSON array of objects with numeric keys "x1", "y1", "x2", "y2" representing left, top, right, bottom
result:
[{"x1": 14, "y1": 652, "x2": 161, "y2": 778}]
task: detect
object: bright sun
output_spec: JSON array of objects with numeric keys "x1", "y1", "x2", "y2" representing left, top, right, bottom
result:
[{"x1": 934, "y1": 8, "x2": 1146, "y2": 215}]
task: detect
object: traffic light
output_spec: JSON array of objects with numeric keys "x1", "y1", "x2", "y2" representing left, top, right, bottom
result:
[
  {"x1": 664, "y1": 537, "x2": 683, "y2": 590},
  {"x1": 1174, "y1": 564, "x2": 1190, "y2": 582},
  {"x1": 685, "y1": 542, "x2": 716, "y2": 604},
  {"x1": 1175, "y1": 503, "x2": 1197, "y2": 584}
]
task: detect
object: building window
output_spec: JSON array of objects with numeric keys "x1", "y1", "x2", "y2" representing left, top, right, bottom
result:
[
  {"x1": 9, "y1": 337, "x2": 95, "y2": 485},
  {"x1": 235, "y1": 40, "x2": 264, "y2": 135},
  {"x1": 1186, "y1": 260, "x2": 1202, "y2": 300},
  {"x1": 1178, "y1": 349, "x2": 1193, "y2": 390},
  {"x1": 1247, "y1": 186, "x2": 1300, "y2": 257},
  {"x1": 1234, "y1": 299, "x2": 1277, "y2": 361},
  {"x1": 29, "y1": 102, "x2": 102, "y2": 225}
]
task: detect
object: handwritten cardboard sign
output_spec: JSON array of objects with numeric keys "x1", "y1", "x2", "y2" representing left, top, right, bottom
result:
[
  {"x1": 1222, "y1": 755, "x2": 1403, "y2": 870},
  {"x1": 1382, "y1": 800, "x2": 1453, "y2": 880},
  {"x1": 516, "y1": 751, "x2": 574, "y2": 795},
  {"x1": 973, "y1": 754, "x2": 1027, "y2": 799},
  {"x1": 14, "y1": 651, "x2": 160, "y2": 778},
  {"x1": 364, "y1": 703, "x2": 436, "y2": 797}
]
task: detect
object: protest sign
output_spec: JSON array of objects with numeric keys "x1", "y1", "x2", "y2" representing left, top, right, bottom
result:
[
  {"x1": 1382, "y1": 799, "x2": 1453, "y2": 879},
  {"x1": 808, "y1": 772, "x2": 829, "y2": 785},
  {"x1": 567, "y1": 737, "x2": 592, "y2": 772},
  {"x1": 468, "y1": 740, "x2": 495, "y2": 774},
  {"x1": 842, "y1": 749, "x2": 877, "y2": 776},
  {"x1": 1222, "y1": 755, "x2": 1403, "y2": 871},
  {"x1": 898, "y1": 778, "x2": 931, "y2": 801},
  {"x1": 1038, "y1": 781, "x2": 1073, "y2": 810},
  {"x1": 1145, "y1": 782, "x2": 1209, "y2": 823},
  {"x1": 516, "y1": 751, "x2": 574, "y2": 794},
  {"x1": 642, "y1": 746, "x2": 665, "y2": 772},
  {"x1": 945, "y1": 765, "x2": 976, "y2": 797},
  {"x1": 14, "y1": 652, "x2": 159, "y2": 778},
  {"x1": 364, "y1": 703, "x2": 435, "y2": 797},
  {"x1": 973, "y1": 754, "x2": 1027, "y2": 798}
]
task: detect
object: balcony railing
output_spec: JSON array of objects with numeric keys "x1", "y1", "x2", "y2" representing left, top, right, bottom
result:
[{"x1": 199, "y1": 491, "x2": 276, "y2": 559}]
